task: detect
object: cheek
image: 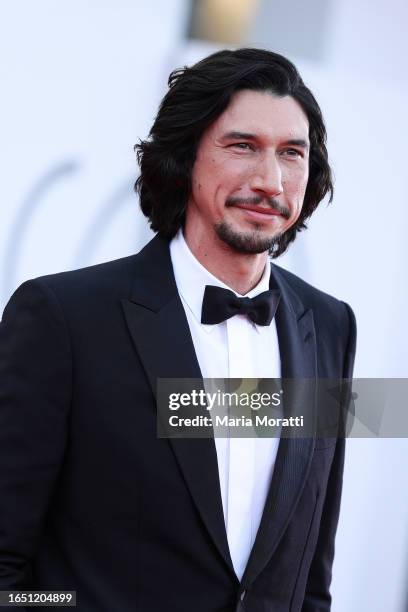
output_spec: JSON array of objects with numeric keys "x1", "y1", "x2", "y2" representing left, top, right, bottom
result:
[
  {"x1": 299, "y1": 170, "x2": 309, "y2": 199},
  {"x1": 211, "y1": 161, "x2": 249, "y2": 201},
  {"x1": 192, "y1": 156, "x2": 231, "y2": 192},
  {"x1": 191, "y1": 161, "x2": 216, "y2": 202},
  {"x1": 285, "y1": 168, "x2": 309, "y2": 203},
  {"x1": 280, "y1": 174, "x2": 308, "y2": 228}
]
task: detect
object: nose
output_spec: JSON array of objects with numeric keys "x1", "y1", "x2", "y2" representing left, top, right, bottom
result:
[{"x1": 249, "y1": 153, "x2": 283, "y2": 197}]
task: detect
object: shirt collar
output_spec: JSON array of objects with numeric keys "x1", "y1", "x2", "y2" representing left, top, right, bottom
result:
[{"x1": 169, "y1": 229, "x2": 271, "y2": 333}]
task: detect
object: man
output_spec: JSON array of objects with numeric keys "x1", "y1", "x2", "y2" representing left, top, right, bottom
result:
[{"x1": 0, "y1": 48, "x2": 356, "y2": 611}]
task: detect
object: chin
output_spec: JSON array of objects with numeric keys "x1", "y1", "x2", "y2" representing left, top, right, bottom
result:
[{"x1": 214, "y1": 221, "x2": 281, "y2": 255}]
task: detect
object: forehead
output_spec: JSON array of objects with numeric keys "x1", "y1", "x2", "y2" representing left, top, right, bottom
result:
[{"x1": 209, "y1": 89, "x2": 309, "y2": 140}]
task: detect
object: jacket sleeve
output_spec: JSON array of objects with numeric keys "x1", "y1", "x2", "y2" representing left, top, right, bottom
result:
[
  {"x1": 0, "y1": 280, "x2": 72, "y2": 590},
  {"x1": 301, "y1": 302, "x2": 357, "y2": 611}
]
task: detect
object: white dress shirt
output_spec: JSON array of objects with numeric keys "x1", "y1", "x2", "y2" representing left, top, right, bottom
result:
[{"x1": 169, "y1": 229, "x2": 281, "y2": 580}]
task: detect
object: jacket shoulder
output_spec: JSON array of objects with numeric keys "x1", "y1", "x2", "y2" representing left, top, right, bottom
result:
[
  {"x1": 272, "y1": 264, "x2": 357, "y2": 376},
  {"x1": 28, "y1": 254, "x2": 140, "y2": 303},
  {"x1": 272, "y1": 263, "x2": 351, "y2": 317}
]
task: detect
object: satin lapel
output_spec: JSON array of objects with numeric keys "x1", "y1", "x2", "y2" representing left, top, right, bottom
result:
[
  {"x1": 121, "y1": 235, "x2": 233, "y2": 574},
  {"x1": 241, "y1": 264, "x2": 317, "y2": 588}
]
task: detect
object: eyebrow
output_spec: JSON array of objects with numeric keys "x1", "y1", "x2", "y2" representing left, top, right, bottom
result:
[
  {"x1": 221, "y1": 131, "x2": 310, "y2": 149},
  {"x1": 284, "y1": 138, "x2": 310, "y2": 149},
  {"x1": 221, "y1": 131, "x2": 257, "y2": 141}
]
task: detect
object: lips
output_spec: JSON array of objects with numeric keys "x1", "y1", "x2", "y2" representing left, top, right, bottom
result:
[{"x1": 231, "y1": 203, "x2": 282, "y2": 216}]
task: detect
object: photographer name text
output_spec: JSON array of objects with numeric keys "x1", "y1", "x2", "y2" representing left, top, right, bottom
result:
[{"x1": 168, "y1": 415, "x2": 304, "y2": 428}]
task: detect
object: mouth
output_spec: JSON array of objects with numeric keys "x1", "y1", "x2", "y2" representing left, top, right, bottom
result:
[{"x1": 230, "y1": 202, "x2": 284, "y2": 220}]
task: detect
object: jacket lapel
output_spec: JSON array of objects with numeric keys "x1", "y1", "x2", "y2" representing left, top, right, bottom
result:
[
  {"x1": 240, "y1": 264, "x2": 317, "y2": 589},
  {"x1": 121, "y1": 235, "x2": 234, "y2": 575}
]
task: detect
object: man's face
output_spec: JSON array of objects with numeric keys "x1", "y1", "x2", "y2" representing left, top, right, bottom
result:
[{"x1": 184, "y1": 89, "x2": 310, "y2": 255}]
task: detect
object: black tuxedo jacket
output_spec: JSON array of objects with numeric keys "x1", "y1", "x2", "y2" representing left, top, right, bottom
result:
[{"x1": 0, "y1": 235, "x2": 356, "y2": 612}]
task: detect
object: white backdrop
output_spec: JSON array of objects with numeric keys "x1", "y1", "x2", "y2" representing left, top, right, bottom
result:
[{"x1": 1, "y1": 1, "x2": 407, "y2": 610}]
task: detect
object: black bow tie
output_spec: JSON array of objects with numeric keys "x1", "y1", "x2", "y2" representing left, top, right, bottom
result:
[{"x1": 201, "y1": 285, "x2": 281, "y2": 326}]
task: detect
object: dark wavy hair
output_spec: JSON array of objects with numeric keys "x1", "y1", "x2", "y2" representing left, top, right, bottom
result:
[{"x1": 135, "y1": 48, "x2": 333, "y2": 258}]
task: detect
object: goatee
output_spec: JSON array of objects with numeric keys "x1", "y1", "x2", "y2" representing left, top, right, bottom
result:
[{"x1": 215, "y1": 221, "x2": 281, "y2": 255}]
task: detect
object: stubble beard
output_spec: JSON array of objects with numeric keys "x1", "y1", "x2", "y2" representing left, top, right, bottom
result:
[{"x1": 214, "y1": 220, "x2": 282, "y2": 255}]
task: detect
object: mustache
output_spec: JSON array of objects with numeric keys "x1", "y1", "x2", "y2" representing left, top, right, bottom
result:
[{"x1": 225, "y1": 196, "x2": 291, "y2": 219}]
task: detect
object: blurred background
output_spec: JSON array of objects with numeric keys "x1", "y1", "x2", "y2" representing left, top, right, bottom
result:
[{"x1": 1, "y1": 1, "x2": 407, "y2": 609}]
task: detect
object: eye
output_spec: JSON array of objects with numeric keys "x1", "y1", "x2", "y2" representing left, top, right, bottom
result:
[
  {"x1": 281, "y1": 148, "x2": 304, "y2": 159},
  {"x1": 230, "y1": 142, "x2": 253, "y2": 151}
]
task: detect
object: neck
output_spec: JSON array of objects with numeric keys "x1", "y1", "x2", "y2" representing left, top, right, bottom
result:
[{"x1": 183, "y1": 228, "x2": 268, "y2": 295}]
